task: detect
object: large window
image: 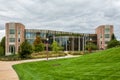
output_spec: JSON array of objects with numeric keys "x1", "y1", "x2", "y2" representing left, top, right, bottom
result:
[
  {"x1": 9, "y1": 38, "x2": 15, "y2": 42},
  {"x1": 26, "y1": 32, "x2": 36, "y2": 39},
  {"x1": 105, "y1": 28, "x2": 110, "y2": 33},
  {"x1": 105, "y1": 34, "x2": 110, "y2": 38},
  {"x1": 18, "y1": 30, "x2": 20, "y2": 34},
  {"x1": 10, "y1": 29, "x2": 15, "y2": 34}
]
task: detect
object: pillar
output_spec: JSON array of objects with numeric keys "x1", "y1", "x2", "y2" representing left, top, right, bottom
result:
[{"x1": 78, "y1": 36, "x2": 81, "y2": 51}]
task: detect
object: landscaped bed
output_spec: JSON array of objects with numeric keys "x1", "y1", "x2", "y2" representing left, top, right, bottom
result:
[
  {"x1": 13, "y1": 47, "x2": 120, "y2": 80},
  {"x1": 0, "y1": 51, "x2": 67, "y2": 61}
]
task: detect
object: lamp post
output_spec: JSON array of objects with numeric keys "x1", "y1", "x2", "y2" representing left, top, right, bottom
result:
[
  {"x1": 46, "y1": 38, "x2": 49, "y2": 60},
  {"x1": 89, "y1": 38, "x2": 92, "y2": 53}
]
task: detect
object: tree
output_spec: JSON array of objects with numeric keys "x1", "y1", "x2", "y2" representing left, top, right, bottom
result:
[
  {"x1": 107, "y1": 34, "x2": 120, "y2": 49},
  {"x1": 111, "y1": 34, "x2": 116, "y2": 40},
  {"x1": 107, "y1": 40, "x2": 120, "y2": 49},
  {"x1": 33, "y1": 36, "x2": 42, "y2": 45},
  {"x1": 0, "y1": 37, "x2": 5, "y2": 55},
  {"x1": 19, "y1": 40, "x2": 33, "y2": 58},
  {"x1": 85, "y1": 42, "x2": 98, "y2": 53},
  {"x1": 34, "y1": 43, "x2": 44, "y2": 52},
  {"x1": 33, "y1": 36, "x2": 44, "y2": 52},
  {"x1": 51, "y1": 41, "x2": 61, "y2": 53},
  {"x1": 0, "y1": 46, "x2": 4, "y2": 56}
]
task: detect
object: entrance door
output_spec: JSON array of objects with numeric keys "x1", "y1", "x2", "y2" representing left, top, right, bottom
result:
[{"x1": 9, "y1": 45, "x2": 15, "y2": 55}]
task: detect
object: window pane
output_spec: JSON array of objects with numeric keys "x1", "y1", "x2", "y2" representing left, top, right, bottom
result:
[
  {"x1": 10, "y1": 29, "x2": 15, "y2": 34},
  {"x1": 105, "y1": 28, "x2": 110, "y2": 33},
  {"x1": 9, "y1": 38, "x2": 15, "y2": 42},
  {"x1": 18, "y1": 38, "x2": 20, "y2": 42},
  {"x1": 105, "y1": 34, "x2": 110, "y2": 38}
]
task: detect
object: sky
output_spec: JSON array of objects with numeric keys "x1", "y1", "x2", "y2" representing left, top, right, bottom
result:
[{"x1": 0, "y1": 0, "x2": 120, "y2": 40}]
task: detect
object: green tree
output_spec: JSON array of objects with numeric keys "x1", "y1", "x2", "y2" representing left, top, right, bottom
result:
[
  {"x1": 33, "y1": 36, "x2": 44, "y2": 52},
  {"x1": 107, "y1": 34, "x2": 120, "y2": 49},
  {"x1": 19, "y1": 40, "x2": 33, "y2": 58},
  {"x1": 0, "y1": 46, "x2": 4, "y2": 56},
  {"x1": 0, "y1": 37, "x2": 5, "y2": 55},
  {"x1": 51, "y1": 41, "x2": 61, "y2": 53},
  {"x1": 111, "y1": 34, "x2": 116, "y2": 40},
  {"x1": 34, "y1": 43, "x2": 44, "y2": 52},
  {"x1": 85, "y1": 42, "x2": 98, "y2": 53},
  {"x1": 107, "y1": 40, "x2": 120, "y2": 49}
]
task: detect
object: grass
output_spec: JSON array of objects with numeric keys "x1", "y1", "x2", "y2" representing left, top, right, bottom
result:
[{"x1": 13, "y1": 47, "x2": 120, "y2": 80}]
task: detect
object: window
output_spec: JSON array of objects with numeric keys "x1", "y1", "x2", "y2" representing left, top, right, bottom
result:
[
  {"x1": 105, "y1": 34, "x2": 110, "y2": 38},
  {"x1": 10, "y1": 29, "x2": 15, "y2": 34},
  {"x1": 105, "y1": 28, "x2": 110, "y2": 33},
  {"x1": 101, "y1": 41, "x2": 102, "y2": 44},
  {"x1": 26, "y1": 32, "x2": 36, "y2": 39},
  {"x1": 9, "y1": 38, "x2": 15, "y2": 42},
  {"x1": 18, "y1": 38, "x2": 20, "y2": 42},
  {"x1": 105, "y1": 41, "x2": 109, "y2": 44},
  {"x1": 26, "y1": 32, "x2": 31, "y2": 38},
  {"x1": 18, "y1": 30, "x2": 20, "y2": 34}
]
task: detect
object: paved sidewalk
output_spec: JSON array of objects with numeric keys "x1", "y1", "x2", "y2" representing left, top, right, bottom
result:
[{"x1": 0, "y1": 55, "x2": 79, "y2": 80}]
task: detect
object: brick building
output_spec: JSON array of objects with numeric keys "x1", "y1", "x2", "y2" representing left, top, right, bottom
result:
[
  {"x1": 96, "y1": 25, "x2": 113, "y2": 49},
  {"x1": 5, "y1": 22, "x2": 114, "y2": 55},
  {"x1": 5, "y1": 23, "x2": 25, "y2": 55}
]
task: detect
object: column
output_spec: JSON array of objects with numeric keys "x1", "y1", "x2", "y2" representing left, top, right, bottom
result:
[
  {"x1": 72, "y1": 36, "x2": 74, "y2": 51},
  {"x1": 53, "y1": 35, "x2": 55, "y2": 41},
  {"x1": 82, "y1": 36, "x2": 84, "y2": 52},
  {"x1": 78, "y1": 36, "x2": 81, "y2": 51},
  {"x1": 66, "y1": 38, "x2": 67, "y2": 51}
]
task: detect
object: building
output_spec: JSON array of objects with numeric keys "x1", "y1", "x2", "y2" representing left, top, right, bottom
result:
[
  {"x1": 5, "y1": 22, "x2": 113, "y2": 55},
  {"x1": 95, "y1": 25, "x2": 113, "y2": 49},
  {"x1": 5, "y1": 23, "x2": 25, "y2": 55}
]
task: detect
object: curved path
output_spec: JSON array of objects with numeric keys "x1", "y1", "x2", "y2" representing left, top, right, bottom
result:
[{"x1": 0, "y1": 55, "x2": 79, "y2": 80}]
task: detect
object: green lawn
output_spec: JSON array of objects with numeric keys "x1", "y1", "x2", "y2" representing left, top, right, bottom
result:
[{"x1": 13, "y1": 47, "x2": 120, "y2": 80}]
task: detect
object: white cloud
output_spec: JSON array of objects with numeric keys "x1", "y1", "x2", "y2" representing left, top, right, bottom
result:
[
  {"x1": 0, "y1": 0, "x2": 120, "y2": 40},
  {"x1": 0, "y1": 30, "x2": 5, "y2": 41}
]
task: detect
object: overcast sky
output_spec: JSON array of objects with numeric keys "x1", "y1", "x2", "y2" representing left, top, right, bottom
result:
[{"x1": 0, "y1": 0, "x2": 120, "y2": 40}]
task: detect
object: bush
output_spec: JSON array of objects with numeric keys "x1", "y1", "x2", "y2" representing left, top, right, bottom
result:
[
  {"x1": 68, "y1": 51, "x2": 83, "y2": 55},
  {"x1": 33, "y1": 36, "x2": 44, "y2": 52},
  {"x1": 19, "y1": 40, "x2": 33, "y2": 58},
  {"x1": 85, "y1": 42, "x2": 98, "y2": 53},
  {"x1": 0, "y1": 54, "x2": 21, "y2": 61},
  {"x1": 0, "y1": 37, "x2": 5, "y2": 55},
  {"x1": 31, "y1": 51, "x2": 66, "y2": 58},
  {"x1": 107, "y1": 40, "x2": 120, "y2": 49},
  {"x1": 34, "y1": 43, "x2": 44, "y2": 52}
]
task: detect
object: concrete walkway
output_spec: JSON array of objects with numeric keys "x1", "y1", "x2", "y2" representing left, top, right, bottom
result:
[{"x1": 0, "y1": 55, "x2": 79, "y2": 80}]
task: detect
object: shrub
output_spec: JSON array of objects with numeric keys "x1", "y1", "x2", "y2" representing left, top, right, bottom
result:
[
  {"x1": 19, "y1": 40, "x2": 33, "y2": 58},
  {"x1": 68, "y1": 51, "x2": 82, "y2": 55},
  {"x1": 107, "y1": 40, "x2": 120, "y2": 49},
  {"x1": 0, "y1": 54, "x2": 21, "y2": 61},
  {"x1": 85, "y1": 42, "x2": 98, "y2": 53}
]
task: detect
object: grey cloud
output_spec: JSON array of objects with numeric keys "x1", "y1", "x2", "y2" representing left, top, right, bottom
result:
[{"x1": 0, "y1": 0, "x2": 120, "y2": 40}]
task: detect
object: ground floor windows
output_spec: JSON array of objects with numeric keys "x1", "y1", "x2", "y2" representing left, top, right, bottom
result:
[{"x1": 9, "y1": 45, "x2": 15, "y2": 54}]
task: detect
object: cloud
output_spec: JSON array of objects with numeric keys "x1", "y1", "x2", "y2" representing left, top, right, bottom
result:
[
  {"x1": 0, "y1": 30, "x2": 5, "y2": 41},
  {"x1": 0, "y1": 0, "x2": 120, "y2": 40}
]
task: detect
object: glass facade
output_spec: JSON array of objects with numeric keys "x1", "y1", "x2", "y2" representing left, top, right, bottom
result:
[
  {"x1": 25, "y1": 29, "x2": 97, "y2": 51},
  {"x1": 26, "y1": 32, "x2": 36, "y2": 39}
]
